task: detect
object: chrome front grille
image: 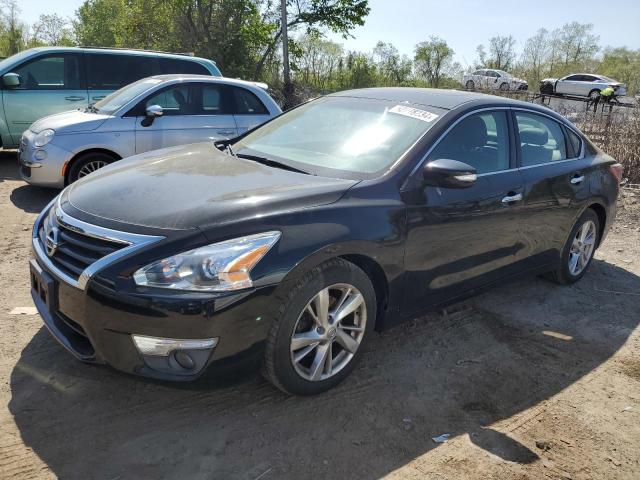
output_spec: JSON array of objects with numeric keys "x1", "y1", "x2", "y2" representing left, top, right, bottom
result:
[
  {"x1": 38, "y1": 210, "x2": 126, "y2": 280},
  {"x1": 32, "y1": 198, "x2": 165, "y2": 290}
]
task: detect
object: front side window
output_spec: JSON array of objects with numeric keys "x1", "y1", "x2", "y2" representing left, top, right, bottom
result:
[
  {"x1": 427, "y1": 111, "x2": 510, "y2": 175},
  {"x1": 516, "y1": 112, "x2": 567, "y2": 166},
  {"x1": 565, "y1": 75, "x2": 582, "y2": 81},
  {"x1": 13, "y1": 54, "x2": 82, "y2": 90},
  {"x1": 234, "y1": 96, "x2": 445, "y2": 178},
  {"x1": 145, "y1": 84, "x2": 196, "y2": 115}
]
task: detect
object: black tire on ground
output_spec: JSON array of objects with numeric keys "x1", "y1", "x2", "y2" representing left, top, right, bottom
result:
[
  {"x1": 588, "y1": 89, "x2": 601, "y2": 100},
  {"x1": 263, "y1": 258, "x2": 376, "y2": 395},
  {"x1": 67, "y1": 152, "x2": 116, "y2": 184},
  {"x1": 548, "y1": 209, "x2": 600, "y2": 285},
  {"x1": 466, "y1": 80, "x2": 475, "y2": 90}
]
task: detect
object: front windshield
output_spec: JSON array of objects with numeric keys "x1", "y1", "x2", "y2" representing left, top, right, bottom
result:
[
  {"x1": 93, "y1": 77, "x2": 163, "y2": 114},
  {"x1": 233, "y1": 96, "x2": 445, "y2": 179},
  {"x1": 0, "y1": 49, "x2": 36, "y2": 72},
  {"x1": 495, "y1": 70, "x2": 512, "y2": 78}
]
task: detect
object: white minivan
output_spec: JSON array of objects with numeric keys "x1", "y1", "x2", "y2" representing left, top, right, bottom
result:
[{"x1": 19, "y1": 75, "x2": 281, "y2": 187}]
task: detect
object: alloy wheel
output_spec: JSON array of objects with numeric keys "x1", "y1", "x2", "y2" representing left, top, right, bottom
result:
[
  {"x1": 77, "y1": 160, "x2": 108, "y2": 178},
  {"x1": 569, "y1": 220, "x2": 596, "y2": 276},
  {"x1": 290, "y1": 283, "x2": 366, "y2": 381}
]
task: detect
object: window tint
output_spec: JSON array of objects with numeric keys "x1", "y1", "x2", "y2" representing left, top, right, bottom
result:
[
  {"x1": 565, "y1": 75, "x2": 582, "y2": 81},
  {"x1": 145, "y1": 85, "x2": 196, "y2": 116},
  {"x1": 202, "y1": 84, "x2": 224, "y2": 113},
  {"x1": 516, "y1": 112, "x2": 567, "y2": 166},
  {"x1": 582, "y1": 75, "x2": 597, "y2": 82},
  {"x1": 13, "y1": 54, "x2": 82, "y2": 90},
  {"x1": 158, "y1": 58, "x2": 209, "y2": 75},
  {"x1": 87, "y1": 54, "x2": 154, "y2": 90},
  {"x1": 566, "y1": 128, "x2": 583, "y2": 158},
  {"x1": 428, "y1": 111, "x2": 510, "y2": 175},
  {"x1": 231, "y1": 87, "x2": 268, "y2": 114}
]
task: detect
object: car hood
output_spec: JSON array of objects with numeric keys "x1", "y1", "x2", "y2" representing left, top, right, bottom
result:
[
  {"x1": 64, "y1": 142, "x2": 359, "y2": 231},
  {"x1": 29, "y1": 110, "x2": 111, "y2": 134}
]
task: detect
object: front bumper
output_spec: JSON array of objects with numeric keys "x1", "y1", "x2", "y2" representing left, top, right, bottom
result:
[
  {"x1": 19, "y1": 130, "x2": 71, "y2": 188},
  {"x1": 30, "y1": 204, "x2": 281, "y2": 381}
]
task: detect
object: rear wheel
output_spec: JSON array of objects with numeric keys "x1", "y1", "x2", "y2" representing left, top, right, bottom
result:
[
  {"x1": 549, "y1": 209, "x2": 600, "y2": 285},
  {"x1": 264, "y1": 258, "x2": 376, "y2": 395},
  {"x1": 466, "y1": 80, "x2": 475, "y2": 90},
  {"x1": 588, "y1": 89, "x2": 601, "y2": 100},
  {"x1": 67, "y1": 152, "x2": 116, "y2": 184}
]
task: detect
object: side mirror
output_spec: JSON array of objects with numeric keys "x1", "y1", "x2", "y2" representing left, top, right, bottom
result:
[
  {"x1": 141, "y1": 104, "x2": 163, "y2": 127},
  {"x1": 422, "y1": 159, "x2": 477, "y2": 188},
  {"x1": 2, "y1": 72, "x2": 22, "y2": 88}
]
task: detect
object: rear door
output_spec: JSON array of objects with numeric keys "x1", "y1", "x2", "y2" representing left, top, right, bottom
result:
[
  {"x1": 402, "y1": 109, "x2": 526, "y2": 314},
  {"x1": 133, "y1": 82, "x2": 237, "y2": 153},
  {"x1": 230, "y1": 86, "x2": 272, "y2": 134},
  {"x1": 86, "y1": 53, "x2": 155, "y2": 104},
  {"x1": 514, "y1": 109, "x2": 592, "y2": 266},
  {"x1": 2, "y1": 52, "x2": 87, "y2": 143}
]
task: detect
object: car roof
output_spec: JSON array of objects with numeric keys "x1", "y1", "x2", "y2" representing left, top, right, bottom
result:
[
  {"x1": 329, "y1": 87, "x2": 529, "y2": 111},
  {"x1": 147, "y1": 74, "x2": 266, "y2": 89},
  {"x1": 22, "y1": 46, "x2": 217, "y2": 65}
]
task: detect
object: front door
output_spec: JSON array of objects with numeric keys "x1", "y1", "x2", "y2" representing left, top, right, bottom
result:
[
  {"x1": 134, "y1": 82, "x2": 238, "y2": 153},
  {"x1": 2, "y1": 53, "x2": 87, "y2": 144},
  {"x1": 402, "y1": 109, "x2": 526, "y2": 315}
]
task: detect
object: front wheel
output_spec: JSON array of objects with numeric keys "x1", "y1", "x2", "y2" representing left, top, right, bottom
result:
[
  {"x1": 67, "y1": 152, "x2": 116, "y2": 184},
  {"x1": 499, "y1": 82, "x2": 510, "y2": 91},
  {"x1": 466, "y1": 80, "x2": 475, "y2": 90},
  {"x1": 588, "y1": 89, "x2": 601, "y2": 101},
  {"x1": 264, "y1": 259, "x2": 376, "y2": 395},
  {"x1": 549, "y1": 209, "x2": 600, "y2": 285}
]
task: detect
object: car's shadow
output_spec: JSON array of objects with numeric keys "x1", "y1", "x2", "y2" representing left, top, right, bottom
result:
[
  {"x1": 1, "y1": 152, "x2": 58, "y2": 213},
  {"x1": 8, "y1": 258, "x2": 640, "y2": 479}
]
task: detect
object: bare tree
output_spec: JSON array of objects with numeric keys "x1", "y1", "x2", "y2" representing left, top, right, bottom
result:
[
  {"x1": 520, "y1": 28, "x2": 548, "y2": 83},
  {"x1": 32, "y1": 14, "x2": 75, "y2": 46}
]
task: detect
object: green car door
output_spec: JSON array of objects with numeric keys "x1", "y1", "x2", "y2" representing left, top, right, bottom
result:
[{"x1": 2, "y1": 52, "x2": 87, "y2": 145}]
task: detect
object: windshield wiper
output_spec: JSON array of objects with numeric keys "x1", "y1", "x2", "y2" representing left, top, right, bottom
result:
[
  {"x1": 236, "y1": 153, "x2": 310, "y2": 175},
  {"x1": 85, "y1": 104, "x2": 99, "y2": 113}
]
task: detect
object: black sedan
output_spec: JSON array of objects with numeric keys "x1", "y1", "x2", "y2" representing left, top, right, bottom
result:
[{"x1": 30, "y1": 88, "x2": 622, "y2": 395}]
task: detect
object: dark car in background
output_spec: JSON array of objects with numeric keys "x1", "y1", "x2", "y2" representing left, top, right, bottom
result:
[{"x1": 29, "y1": 88, "x2": 621, "y2": 395}]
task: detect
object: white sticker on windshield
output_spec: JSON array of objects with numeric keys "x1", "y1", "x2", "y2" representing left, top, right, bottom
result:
[{"x1": 389, "y1": 104, "x2": 439, "y2": 123}]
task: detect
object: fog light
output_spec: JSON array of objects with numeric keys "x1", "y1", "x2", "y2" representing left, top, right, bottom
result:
[
  {"x1": 34, "y1": 149, "x2": 47, "y2": 160},
  {"x1": 131, "y1": 335, "x2": 218, "y2": 356},
  {"x1": 173, "y1": 350, "x2": 196, "y2": 370}
]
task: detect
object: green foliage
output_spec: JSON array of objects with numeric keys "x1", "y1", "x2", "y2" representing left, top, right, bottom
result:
[{"x1": 414, "y1": 36, "x2": 455, "y2": 88}]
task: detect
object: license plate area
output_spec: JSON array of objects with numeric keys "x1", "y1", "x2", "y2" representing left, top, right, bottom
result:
[{"x1": 30, "y1": 259, "x2": 57, "y2": 314}]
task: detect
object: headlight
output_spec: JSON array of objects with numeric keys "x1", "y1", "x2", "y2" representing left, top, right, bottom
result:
[
  {"x1": 34, "y1": 129, "x2": 55, "y2": 147},
  {"x1": 133, "y1": 231, "x2": 281, "y2": 291}
]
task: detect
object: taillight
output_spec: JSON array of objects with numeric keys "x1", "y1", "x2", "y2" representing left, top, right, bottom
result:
[{"x1": 609, "y1": 163, "x2": 623, "y2": 184}]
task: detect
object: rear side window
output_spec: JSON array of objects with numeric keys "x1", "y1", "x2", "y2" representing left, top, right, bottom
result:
[
  {"x1": 87, "y1": 54, "x2": 154, "y2": 90},
  {"x1": 516, "y1": 112, "x2": 567, "y2": 166},
  {"x1": 428, "y1": 111, "x2": 510, "y2": 175},
  {"x1": 13, "y1": 54, "x2": 82, "y2": 90},
  {"x1": 566, "y1": 128, "x2": 583, "y2": 158},
  {"x1": 231, "y1": 87, "x2": 268, "y2": 114},
  {"x1": 158, "y1": 58, "x2": 209, "y2": 75}
]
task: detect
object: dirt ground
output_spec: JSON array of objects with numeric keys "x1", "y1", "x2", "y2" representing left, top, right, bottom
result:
[{"x1": 0, "y1": 152, "x2": 639, "y2": 480}]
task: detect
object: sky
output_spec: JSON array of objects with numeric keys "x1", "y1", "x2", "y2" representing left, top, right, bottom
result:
[{"x1": 17, "y1": 0, "x2": 640, "y2": 68}]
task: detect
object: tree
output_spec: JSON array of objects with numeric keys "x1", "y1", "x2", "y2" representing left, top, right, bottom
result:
[
  {"x1": 556, "y1": 21, "x2": 599, "y2": 71},
  {"x1": 520, "y1": 28, "x2": 548, "y2": 83},
  {"x1": 486, "y1": 35, "x2": 516, "y2": 70},
  {"x1": 599, "y1": 47, "x2": 640, "y2": 95},
  {"x1": 0, "y1": 0, "x2": 26, "y2": 55},
  {"x1": 294, "y1": 33, "x2": 343, "y2": 90},
  {"x1": 414, "y1": 36, "x2": 454, "y2": 88},
  {"x1": 373, "y1": 41, "x2": 411, "y2": 85},
  {"x1": 32, "y1": 14, "x2": 75, "y2": 46}
]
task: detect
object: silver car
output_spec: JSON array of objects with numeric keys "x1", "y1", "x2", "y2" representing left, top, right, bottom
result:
[
  {"x1": 462, "y1": 69, "x2": 528, "y2": 91},
  {"x1": 19, "y1": 75, "x2": 281, "y2": 187},
  {"x1": 540, "y1": 73, "x2": 627, "y2": 99}
]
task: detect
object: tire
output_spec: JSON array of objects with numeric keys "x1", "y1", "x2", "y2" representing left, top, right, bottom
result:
[
  {"x1": 67, "y1": 151, "x2": 116, "y2": 184},
  {"x1": 499, "y1": 82, "x2": 510, "y2": 91},
  {"x1": 588, "y1": 89, "x2": 601, "y2": 100},
  {"x1": 548, "y1": 209, "x2": 600, "y2": 285},
  {"x1": 540, "y1": 82, "x2": 554, "y2": 95},
  {"x1": 466, "y1": 80, "x2": 475, "y2": 90},
  {"x1": 263, "y1": 258, "x2": 376, "y2": 395}
]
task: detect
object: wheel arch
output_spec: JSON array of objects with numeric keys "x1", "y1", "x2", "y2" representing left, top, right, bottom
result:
[
  {"x1": 586, "y1": 202, "x2": 607, "y2": 248},
  {"x1": 64, "y1": 148, "x2": 122, "y2": 185}
]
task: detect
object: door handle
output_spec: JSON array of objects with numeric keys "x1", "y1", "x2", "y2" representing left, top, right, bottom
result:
[
  {"x1": 217, "y1": 130, "x2": 236, "y2": 136},
  {"x1": 65, "y1": 96, "x2": 85, "y2": 101},
  {"x1": 91, "y1": 95, "x2": 106, "y2": 101},
  {"x1": 502, "y1": 193, "x2": 523, "y2": 203},
  {"x1": 570, "y1": 175, "x2": 585, "y2": 184}
]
